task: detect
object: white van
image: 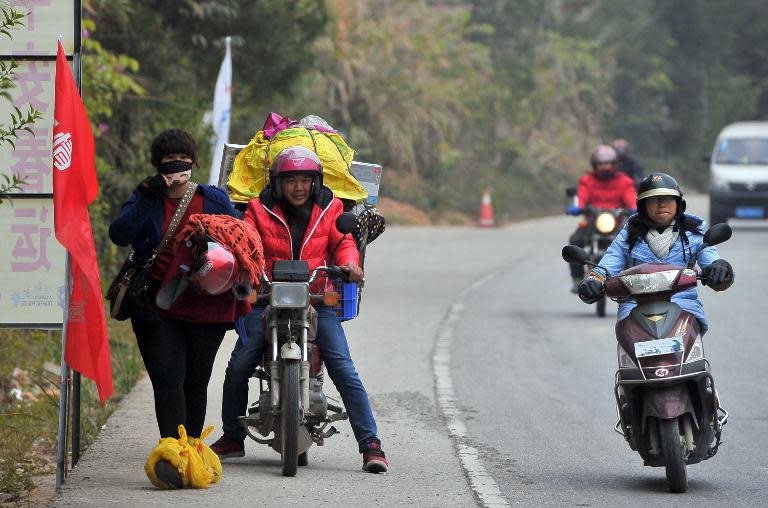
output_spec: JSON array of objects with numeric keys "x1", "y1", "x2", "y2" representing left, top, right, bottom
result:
[{"x1": 709, "y1": 121, "x2": 768, "y2": 224}]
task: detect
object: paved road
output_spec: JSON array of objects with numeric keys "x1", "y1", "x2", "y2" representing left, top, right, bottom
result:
[
  {"x1": 54, "y1": 218, "x2": 530, "y2": 507},
  {"x1": 53, "y1": 196, "x2": 767, "y2": 507},
  {"x1": 450, "y1": 196, "x2": 768, "y2": 507}
]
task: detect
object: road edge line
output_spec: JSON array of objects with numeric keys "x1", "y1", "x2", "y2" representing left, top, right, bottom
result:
[{"x1": 432, "y1": 271, "x2": 509, "y2": 508}]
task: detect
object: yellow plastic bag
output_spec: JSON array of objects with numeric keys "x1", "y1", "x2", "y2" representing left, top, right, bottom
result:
[
  {"x1": 145, "y1": 424, "x2": 222, "y2": 489},
  {"x1": 227, "y1": 126, "x2": 368, "y2": 203}
]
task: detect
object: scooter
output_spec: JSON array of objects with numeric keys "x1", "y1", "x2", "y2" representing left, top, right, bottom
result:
[{"x1": 561, "y1": 222, "x2": 732, "y2": 493}]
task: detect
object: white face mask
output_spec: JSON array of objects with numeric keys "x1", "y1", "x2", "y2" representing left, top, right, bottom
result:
[{"x1": 162, "y1": 170, "x2": 192, "y2": 186}]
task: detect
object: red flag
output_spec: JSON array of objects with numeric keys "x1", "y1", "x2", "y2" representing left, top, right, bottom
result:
[{"x1": 53, "y1": 41, "x2": 113, "y2": 403}]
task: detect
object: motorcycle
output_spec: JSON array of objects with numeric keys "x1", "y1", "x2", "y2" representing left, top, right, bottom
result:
[
  {"x1": 238, "y1": 214, "x2": 357, "y2": 476},
  {"x1": 561, "y1": 222, "x2": 732, "y2": 493},
  {"x1": 566, "y1": 187, "x2": 632, "y2": 316}
]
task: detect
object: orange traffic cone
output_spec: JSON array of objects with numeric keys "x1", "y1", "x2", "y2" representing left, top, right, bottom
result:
[{"x1": 478, "y1": 190, "x2": 495, "y2": 227}]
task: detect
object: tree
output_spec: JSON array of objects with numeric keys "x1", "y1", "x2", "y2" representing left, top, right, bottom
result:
[{"x1": 0, "y1": 5, "x2": 42, "y2": 202}]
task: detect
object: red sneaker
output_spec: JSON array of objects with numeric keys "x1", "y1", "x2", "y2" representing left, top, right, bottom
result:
[
  {"x1": 362, "y1": 442, "x2": 388, "y2": 473},
  {"x1": 210, "y1": 433, "x2": 245, "y2": 459}
]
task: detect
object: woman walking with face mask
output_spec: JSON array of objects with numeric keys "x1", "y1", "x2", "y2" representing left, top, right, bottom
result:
[{"x1": 109, "y1": 129, "x2": 241, "y2": 487}]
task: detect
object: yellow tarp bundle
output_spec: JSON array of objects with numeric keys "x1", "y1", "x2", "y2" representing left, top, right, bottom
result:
[
  {"x1": 144, "y1": 424, "x2": 222, "y2": 489},
  {"x1": 227, "y1": 126, "x2": 368, "y2": 203}
]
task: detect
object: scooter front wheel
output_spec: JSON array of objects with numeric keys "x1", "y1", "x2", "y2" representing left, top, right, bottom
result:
[
  {"x1": 280, "y1": 360, "x2": 300, "y2": 476},
  {"x1": 659, "y1": 417, "x2": 688, "y2": 493}
]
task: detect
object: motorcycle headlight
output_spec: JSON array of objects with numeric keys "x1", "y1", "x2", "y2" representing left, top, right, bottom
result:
[
  {"x1": 618, "y1": 344, "x2": 636, "y2": 368},
  {"x1": 270, "y1": 282, "x2": 309, "y2": 308},
  {"x1": 595, "y1": 213, "x2": 617, "y2": 234},
  {"x1": 619, "y1": 270, "x2": 680, "y2": 294},
  {"x1": 685, "y1": 336, "x2": 705, "y2": 363}
]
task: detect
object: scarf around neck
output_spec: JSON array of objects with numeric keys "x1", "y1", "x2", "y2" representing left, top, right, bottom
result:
[
  {"x1": 282, "y1": 201, "x2": 313, "y2": 259},
  {"x1": 645, "y1": 223, "x2": 679, "y2": 259}
]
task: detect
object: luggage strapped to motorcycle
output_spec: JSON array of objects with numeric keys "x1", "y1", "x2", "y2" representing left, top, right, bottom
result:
[{"x1": 217, "y1": 133, "x2": 384, "y2": 321}]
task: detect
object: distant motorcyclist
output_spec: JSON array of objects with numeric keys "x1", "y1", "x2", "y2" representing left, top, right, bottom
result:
[
  {"x1": 612, "y1": 138, "x2": 643, "y2": 184},
  {"x1": 578, "y1": 173, "x2": 734, "y2": 333},
  {"x1": 566, "y1": 145, "x2": 637, "y2": 292}
]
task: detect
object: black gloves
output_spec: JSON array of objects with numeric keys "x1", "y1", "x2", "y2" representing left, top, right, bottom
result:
[
  {"x1": 136, "y1": 174, "x2": 167, "y2": 198},
  {"x1": 578, "y1": 278, "x2": 605, "y2": 304},
  {"x1": 701, "y1": 259, "x2": 734, "y2": 290}
]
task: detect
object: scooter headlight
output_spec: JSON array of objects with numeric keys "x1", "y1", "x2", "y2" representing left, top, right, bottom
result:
[
  {"x1": 618, "y1": 345, "x2": 636, "y2": 368},
  {"x1": 595, "y1": 213, "x2": 617, "y2": 234},
  {"x1": 619, "y1": 270, "x2": 680, "y2": 294},
  {"x1": 270, "y1": 282, "x2": 309, "y2": 308},
  {"x1": 685, "y1": 336, "x2": 705, "y2": 363}
]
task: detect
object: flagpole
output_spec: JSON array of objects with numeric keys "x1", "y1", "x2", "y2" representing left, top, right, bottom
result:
[
  {"x1": 71, "y1": 45, "x2": 83, "y2": 467},
  {"x1": 208, "y1": 35, "x2": 232, "y2": 186},
  {"x1": 55, "y1": 253, "x2": 71, "y2": 489}
]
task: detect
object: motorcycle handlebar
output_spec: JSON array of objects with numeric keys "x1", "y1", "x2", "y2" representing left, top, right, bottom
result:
[{"x1": 309, "y1": 265, "x2": 350, "y2": 284}]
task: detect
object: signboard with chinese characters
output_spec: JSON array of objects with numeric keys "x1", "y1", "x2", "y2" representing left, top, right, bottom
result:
[
  {"x1": 0, "y1": 197, "x2": 66, "y2": 326},
  {"x1": 0, "y1": 59, "x2": 58, "y2": 193},
  {"x1": 0, "y1": 1, "x2": 77, "y2": 57}
]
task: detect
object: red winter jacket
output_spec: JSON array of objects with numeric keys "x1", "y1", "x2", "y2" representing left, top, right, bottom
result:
[
  {"x1": 577, "y1": 171, "x2": 637, "y2": 209},
  {"x1": 243, "y1": 186, "x2": 359, "y2": 293}
]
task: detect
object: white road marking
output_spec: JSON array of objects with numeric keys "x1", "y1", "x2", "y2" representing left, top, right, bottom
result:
[{"x1": 433, "y1": 271, "x2": 510, "y2": 508}]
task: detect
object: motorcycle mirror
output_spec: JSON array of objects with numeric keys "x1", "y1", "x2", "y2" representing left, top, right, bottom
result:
[
  {"x1": 335, "y1": 212, "x2": 357, "y2": 235},
  {"x1": 562, "y1": 245, "x2": 589, "y2": 264},
  {"x1": 703, "y1": 223, "x2": 732, "y2": 247}
]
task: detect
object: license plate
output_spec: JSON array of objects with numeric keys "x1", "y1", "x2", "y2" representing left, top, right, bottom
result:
[
  {"x1": 634, "y1": 337, "x2": 684, "y2": 358},
  {"x1": 735, "y1": 206, "x2": 764, "y2": 218}
]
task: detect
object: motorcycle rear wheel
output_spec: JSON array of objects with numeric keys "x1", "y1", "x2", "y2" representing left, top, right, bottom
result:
[
  {"x1": 660, "y1": 417, "x2": 688, "y2": 493},
  {"x1": 280, "y1": 360, "x2": 300, "y2": 477}
]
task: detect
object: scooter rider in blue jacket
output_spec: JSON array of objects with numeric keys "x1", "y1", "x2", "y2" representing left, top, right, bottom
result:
[{"x1": 578, "y1": 173, "x2": 734, "y2": 334}]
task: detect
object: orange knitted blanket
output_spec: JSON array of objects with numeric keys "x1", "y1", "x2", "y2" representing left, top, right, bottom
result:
[{"x1": 175, "y1": 214, "x2": 265, "y2": 287}]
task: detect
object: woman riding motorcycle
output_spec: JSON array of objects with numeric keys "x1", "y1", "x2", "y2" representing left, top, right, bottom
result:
[
  {"x1": 577, "y1": 173, "x2": 734, "y2": 333},
  {"x1": 210, "y1": 146, "x2": 388, "y2": 473}
]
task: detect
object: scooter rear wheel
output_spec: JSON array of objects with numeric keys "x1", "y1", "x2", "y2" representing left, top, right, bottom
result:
[
  {"x1": 659, "y1": 417, "x2": 688, "y2": 493},
  {"x1": 280, "y1": 360, "x2": 300, "y2": 477}
]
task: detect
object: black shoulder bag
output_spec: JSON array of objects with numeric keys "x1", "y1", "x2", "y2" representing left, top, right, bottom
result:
[{"x1": 106, "y1": 183, "x2": 198, "y2": 321}]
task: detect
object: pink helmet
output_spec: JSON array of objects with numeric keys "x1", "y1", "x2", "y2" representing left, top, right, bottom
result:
[
  {"x1": 590, "y1": 144, "x2": 618, "y2": 180},
  {"x1": 189, "y1": 242, "x2": 238, "y2": 295},
  {"x1": 269, "y1": 146, "x2": 323, "y2": 200}
]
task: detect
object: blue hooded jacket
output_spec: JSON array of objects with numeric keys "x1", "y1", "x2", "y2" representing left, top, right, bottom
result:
[
  {"x1": 109, "y1": 184, "x2": 239, "y2": 264},
  {"x1": 593, "y1": 214, "x2": 722, "y2": 333}
]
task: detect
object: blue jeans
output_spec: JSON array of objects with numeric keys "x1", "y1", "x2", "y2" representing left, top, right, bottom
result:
[{"x1": 221, "y1": 305, "x2": 379, "y2": 452}]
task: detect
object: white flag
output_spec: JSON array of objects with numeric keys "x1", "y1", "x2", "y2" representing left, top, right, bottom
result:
[{"x1": 209, "y1": 36, "x2": 232, "y2": 186}]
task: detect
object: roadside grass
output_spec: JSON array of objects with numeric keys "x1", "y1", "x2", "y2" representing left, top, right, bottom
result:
[{"x1": 0, "y1": 319, "x2": 142, "y2": 503}]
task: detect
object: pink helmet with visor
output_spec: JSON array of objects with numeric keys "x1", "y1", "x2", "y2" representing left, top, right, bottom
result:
[
  {"x1": 189, "y1": 242, "x2": 238, "y2": 295},
  {"x1": 269, "y1": 146, "x2": 323, "y2": 201}
]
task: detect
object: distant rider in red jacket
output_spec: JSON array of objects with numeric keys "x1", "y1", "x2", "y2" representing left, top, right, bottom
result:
[
  {"x1": 210, "y1": 146, "x2": 388, "y2": 473},
  {"x1": 567, "y1": 144, "x2": 637, "y2": 292}
]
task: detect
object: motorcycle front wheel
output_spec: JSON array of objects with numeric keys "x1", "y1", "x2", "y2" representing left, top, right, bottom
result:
[
  {"x1": 659, "y1": 417, "x2": 688, "y2": 493},
  {"x1": 280, "y1": 360, "x2": 300, "y2": 476}
]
